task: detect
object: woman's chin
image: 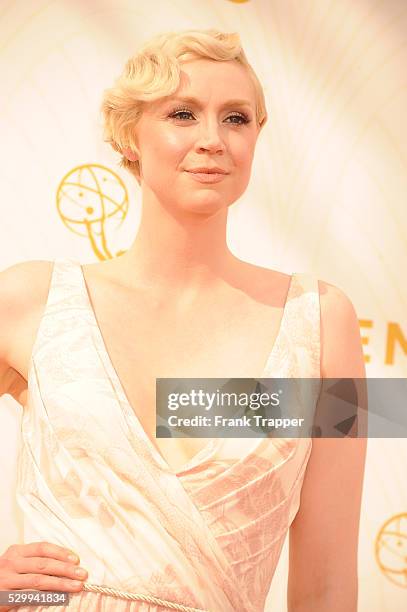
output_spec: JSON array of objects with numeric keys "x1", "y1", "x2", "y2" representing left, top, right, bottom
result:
[{"x1": 176, "y1": 196, "x2": 230, "y2": 216}]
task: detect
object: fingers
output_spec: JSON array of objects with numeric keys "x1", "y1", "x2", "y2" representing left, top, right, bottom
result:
[
  {"x1": 0, "y1": 542, "x2": 88, "y2": 594},
  {"x1": 6, "y1": 571, "x2": 84, "y2": 593},
  {"x1": 5, "y1": 542, "x2": 78, "y2": 564},
  {"x1": 11, "y1": 556, "x2": 88, "y2": 581}
]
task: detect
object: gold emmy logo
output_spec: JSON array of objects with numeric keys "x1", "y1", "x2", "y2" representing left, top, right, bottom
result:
[
  {"x1": 375, "y1": 513, "x2": 407, "y2": 587},
  {"x1": 56, "y1": 164, "x2": 130, "y2": 260}
]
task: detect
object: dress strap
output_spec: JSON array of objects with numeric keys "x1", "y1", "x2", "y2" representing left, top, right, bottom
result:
[
  {"x1": 288, "y1": 272, "x2": 321, "y2": 377},
  {"x1": 262, "y1": 272, "x2": 321, "y2": 378},
  {"x1": 29, "y1": 258, "x2": 86, "y2": 362}
]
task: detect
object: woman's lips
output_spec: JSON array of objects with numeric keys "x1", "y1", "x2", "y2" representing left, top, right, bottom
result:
[{"x1": 185, "y1": 171, "x2": 228, "y2": 183}]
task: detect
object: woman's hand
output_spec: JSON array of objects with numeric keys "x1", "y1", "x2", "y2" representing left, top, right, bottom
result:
[{"x1": 0, "y1": 541, "x2": 88, "y2": 611}]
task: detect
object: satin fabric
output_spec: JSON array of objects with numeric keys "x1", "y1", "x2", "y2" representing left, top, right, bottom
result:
[{"x1": 15, "y1": 259, "x2": 321, "y2": 611}]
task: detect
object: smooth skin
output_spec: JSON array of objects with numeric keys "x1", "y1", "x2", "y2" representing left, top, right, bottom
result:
[{"x1": 0, "y1": 58, "x2": 366, "y2": 611}]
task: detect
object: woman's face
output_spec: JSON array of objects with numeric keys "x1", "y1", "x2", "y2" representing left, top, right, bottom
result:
[{"x1": 129, "y1": 58, "x2": 261, "y2": 215}]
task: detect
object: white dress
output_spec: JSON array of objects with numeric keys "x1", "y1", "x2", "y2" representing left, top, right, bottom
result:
[{"x1": 15, "y1": 259, "x2": 321, "y2": 611}]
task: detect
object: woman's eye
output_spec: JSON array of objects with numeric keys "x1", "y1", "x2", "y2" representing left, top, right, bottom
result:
[
  {"x1": 169, "y1": 109, "x2": 249, "y2": 125},
  {"x1": 171, "y1": 110, "x2": 194, "y2": 121},
  {"x1": 227, "y1": 114, "x2": 250, "y2": 125}
]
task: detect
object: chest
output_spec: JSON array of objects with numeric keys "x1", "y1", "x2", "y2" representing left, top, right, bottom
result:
[{"x1": 85, "y1": 282, "x2": 290, "y2": 471}]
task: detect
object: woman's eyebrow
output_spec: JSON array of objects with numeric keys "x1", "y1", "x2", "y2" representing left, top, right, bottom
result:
[{"x1": 163, "y1": 96, "x2": 253, "y2": 109}]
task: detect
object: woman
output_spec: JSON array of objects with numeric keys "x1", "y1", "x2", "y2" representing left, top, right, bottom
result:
[{"x1": 0, "y1": 29, "x2": 366, "y2": 611}]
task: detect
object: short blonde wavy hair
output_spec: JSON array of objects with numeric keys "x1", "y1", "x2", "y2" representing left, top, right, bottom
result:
[{"x1": 101, "y1": 28, "x2": 268, "y2": 180}]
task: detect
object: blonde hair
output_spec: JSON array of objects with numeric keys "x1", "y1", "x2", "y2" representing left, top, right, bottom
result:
[{"x1": 101, "y1": 28, "x2": 268, "y2": 180}]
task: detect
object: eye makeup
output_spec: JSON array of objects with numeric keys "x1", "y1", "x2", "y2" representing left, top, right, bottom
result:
[{"x1": 168, "y1": 105, "x2": 251, "y2": 125}]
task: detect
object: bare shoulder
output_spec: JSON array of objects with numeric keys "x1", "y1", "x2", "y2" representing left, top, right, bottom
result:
[
  {"x1": 318, "y1": 278, "x2": 356, "y2": 309},
  {"x1": 318, "y1": 279, "x2": 358, "y2": 326},
  {"x1": 0, "y1": 259, "x2": 54, "y2": 315},
  {"x1": 229, "y1": 259, "x2": 292, "y2": 303},
  {"x1": 245, "y1": 262, "x2": 291, "y2": 286},
  {"x1": 317, "y1": 279, "x2": 365, "y2": 378},
  {"x1": 0, "y1": 260, "x2": 54, "y2": 365}
]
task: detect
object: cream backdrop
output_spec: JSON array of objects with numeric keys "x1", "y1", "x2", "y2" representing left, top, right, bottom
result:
[{"x1": 0, "y1": 1, "x2": 406, "y2": 610}]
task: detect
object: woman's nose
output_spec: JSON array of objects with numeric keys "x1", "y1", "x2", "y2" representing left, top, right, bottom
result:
[{"x1": 194, "y1": 128, "x2": 226, "y2": 154}]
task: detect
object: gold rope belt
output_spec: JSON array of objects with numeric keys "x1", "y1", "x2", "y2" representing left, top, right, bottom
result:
[{"x1": 82, "y1": 582, "x2": 208, "y2": 612}]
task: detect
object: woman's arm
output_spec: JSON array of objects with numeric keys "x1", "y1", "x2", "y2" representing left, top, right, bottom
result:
[
  {"x1": 0, "y1": 264, "x2": 88, "y2": 609},
  {"x1": 287, "y1": 281, "x2": 367, "y2": 612}
]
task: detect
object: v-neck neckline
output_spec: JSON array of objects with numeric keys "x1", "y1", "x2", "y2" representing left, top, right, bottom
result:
[{"x1": 72, "y1": 258, "x2": 296, "y2": 476}]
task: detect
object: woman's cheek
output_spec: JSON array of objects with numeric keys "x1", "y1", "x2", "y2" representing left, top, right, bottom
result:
[{"x1": 161, "y1": 129, "x2": 188, "y2": 149}]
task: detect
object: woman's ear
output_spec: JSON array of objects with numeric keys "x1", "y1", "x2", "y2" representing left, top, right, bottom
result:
[{"x1": 122, "y1": 147, "x2": 139, "y2": 162}]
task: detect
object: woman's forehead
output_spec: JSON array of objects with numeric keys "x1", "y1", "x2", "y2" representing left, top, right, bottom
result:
[
  {"x1": 179, "y1": 58, "x2": 254, "y2": 88},
  {"x1": 164, "y1": 62, "x2": 256, "y2": 107}
]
